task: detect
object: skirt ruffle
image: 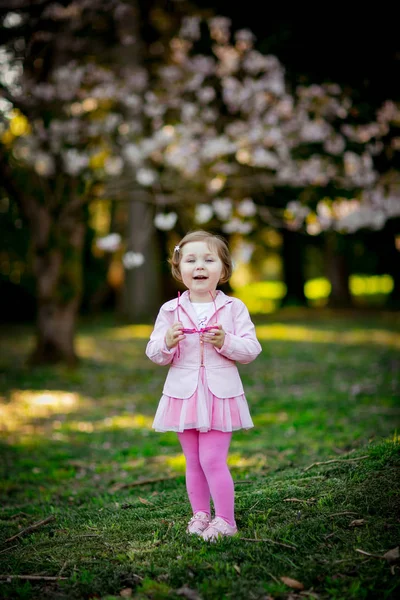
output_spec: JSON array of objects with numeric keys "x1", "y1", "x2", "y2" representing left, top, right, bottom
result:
[{"x1": 152, "y1": 366, "x2": 254, "y2": 433}]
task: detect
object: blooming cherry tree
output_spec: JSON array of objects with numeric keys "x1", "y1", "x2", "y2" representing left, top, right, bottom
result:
[{"x1": 1, "y1": 4, "x2": 399, "y2": 363}]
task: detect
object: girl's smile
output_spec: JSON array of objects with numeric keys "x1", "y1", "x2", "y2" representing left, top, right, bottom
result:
[{"x1": 180, "y1": 241, "x2": 223, "y2": 302}]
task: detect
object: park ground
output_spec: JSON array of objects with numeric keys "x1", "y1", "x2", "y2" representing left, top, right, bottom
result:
[{"x1": 0, "y1": 308, "x2": 399, "y2": 599}]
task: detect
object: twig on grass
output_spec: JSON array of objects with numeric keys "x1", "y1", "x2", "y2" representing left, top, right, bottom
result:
[
  {"x1": 0, "y1": 575, "x2": 67, "y2": 581},
  {"x1": 9, "y1": 512, "x2": 30, "y2": 520},
  {"x1": 0, "y1": 545, "x2": 18, "y2": 555},
  {"x1": 58, "y1": 561, "x2": 69, "y2": 577},
  {"x1": 304, "y1": 456, "x2": 369, "y2": 472},
  {"x1": 248, "y1": 498, "x2": 262, "y2": 511},
  {"x1": 355, "y1": 548, "x2": 386, "y2": 560},
  {"x1": 329, "y1": 511, "x2": 359, "y2": 517},
  {"x1": 240, "y1": 537, "x2": 297, "y2": 550},
  {"x1": 266, "y1": 571, "x2": 281, "y2": 584},
  {"x1": 4, "y1": 516, "x2": 56, "y2": 544}
]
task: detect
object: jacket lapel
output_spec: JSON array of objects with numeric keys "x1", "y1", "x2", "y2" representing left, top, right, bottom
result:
[
  {"x1": 178, "y1": 291, "x2": 198, "y2": 327},
  {"x1": 207, "y1": 290, "x2": 233, "y2": 325}
]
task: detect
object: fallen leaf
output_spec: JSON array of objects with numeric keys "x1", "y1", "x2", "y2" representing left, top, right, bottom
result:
[
  {"x1": 284, "y1": 498, "x2": 304, "y2": 503},
  {"x1": 284, "y1": 498, "x2": 316, "y2": 504},
  {"x1": 280, "y1": 576, "x2": 304, "y2": 590},
  {"x1": 176, "y1": 584, "x2": 202, "y2": 599},
  {"x1": 349, "y1": 519, "x2": 366, "y2": 527},
  {"x1": 120, "y1": 588, "x2": 132, "y2": 597},
  {"x1": 383, "y1": 546, "x2": 399, "y2": 564},
  {"x1": 138, "y1": 497, "x2": 153, "y2": 506},
  {"x1": 233, "y1": 564, "x2": 241, "y2": 574}
]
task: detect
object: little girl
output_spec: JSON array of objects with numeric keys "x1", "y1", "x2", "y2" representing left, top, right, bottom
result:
[{"x1": 146, "y1": 230, "x2": 262, "y2": 541}]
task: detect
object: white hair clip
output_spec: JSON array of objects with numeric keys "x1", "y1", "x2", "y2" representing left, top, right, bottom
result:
[{"x1": 174, "y1": 245, "x2": 180, "y2": 253}]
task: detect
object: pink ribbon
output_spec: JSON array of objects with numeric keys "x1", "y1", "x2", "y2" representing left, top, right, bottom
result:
[{"x1": 176, "y1": 291, "x2": 219, "y2": 356}]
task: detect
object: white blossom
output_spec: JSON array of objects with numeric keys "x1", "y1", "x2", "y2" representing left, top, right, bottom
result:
[
  {"x1": 63, "y1": 149, "x2": 89, "y2": 175},
  {"x1": 195, "y1": 204, "x2": 214, "y2": 224},
  {"x1": 300, "y1": 120, "x2": 331, "y2": 142},
  {"x1": 234, "y1": 29, "x2": 256, "y2": 48},
  {"x1": 202, "y1": 108, "x2": 218, "y2": 123},
  {"x1": 96, "y1": 233, "x2": 121, "y2": 252},
  {"x1": 32, "y1": 83, "x2": 56, "y2": 101},
  {"x1": 237, "y1": 198, "x2": 257, "y2": 217},
  {"x1": 324, "y1": 135, "x2": 346, "y2": 155},
  {"x1": 208, "y1": 16, "x2": 232, "y2": 44},
  {"x1": 187, "y1": 56, "x2": 215, "y2": 77},
  {"x1": 213, "y1": 198, "x2": 233, "y2": 220},
  {"x1": 123, "y1": 251, "x2": 145, "y2": 269},
  {"x1": 136, "y1": 168, "x2": 157, "y2": 186},
  {"x1": 197, "y1": 87, "x2": 216, "y2": 104},
  {"x1": 201, "y1": 136, "x2": 237, "y2": 160},
  {"x1": 306, "y1": 220, "x2": 322, "y2": 236},
  {"x1": 316, "y1": 200, "x2": 333, "y2": 230},
  {"x1": 242, "y1": 51, "x2": 269, "y2": 74},
  {"x1": 123, "y1": 144, "x2": 143, "y2": 166},
  {"x1": 234, "y1": 241, "x2": 255, "y2": 263},
  {"x1": 275, "y1": 97, "x2": 294, "y2": 118},
  {"x1": 154, "y1": 212, "x2": 178, "y2": 231},
  {"x1": 179, "y1": 16, "x2": 201, "y2": 40},
  {"x1": 181, "y1": 103, "x2": 198, "y2": 121},
  {"x1": 159, "y1": 65, "x2": 182, "y2": 83},
  {"x1": 104, "y1": 156, "x2": 123, "y2": 176},
  {"x1": 335, "y1": 207, "x2": 386, "y2": 232},
  {"x1": 3, "y1": 12, "x2": 23, "y2": 27},
  {"x1": 222, "y1": 218, "x2": 253, "y2": 234},
  {"x1": 250, "y1": 147, "x2": 279, "y2": 169}
]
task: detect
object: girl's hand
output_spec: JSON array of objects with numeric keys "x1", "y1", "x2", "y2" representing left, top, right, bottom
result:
[
  {"x1": 165, "y1": 322, "x2": 185, "y2": 350},
  {"x1": 202, "y1": 324, "x2": 225, "y2": 349}
]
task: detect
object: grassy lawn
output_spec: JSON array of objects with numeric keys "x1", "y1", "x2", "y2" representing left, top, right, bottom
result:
[{"x1": 0, "y1": 308, "x2": 399, "y2": 600}]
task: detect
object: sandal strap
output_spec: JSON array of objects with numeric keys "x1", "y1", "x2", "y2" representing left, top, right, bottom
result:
[
  {"x1": 208, "y1": 521, "x2": 229, "y2": 534},
  {"x1": 189, "y1": 513, "x2": 209, "y2": 524},
  {"x1": 207, "y1": 518, "x2": 233, "y2": 535}
]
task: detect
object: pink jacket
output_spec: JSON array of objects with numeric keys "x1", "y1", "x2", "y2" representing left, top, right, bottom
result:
[{"x1": 146, "y1": 290, "x2": 262, "y2": 399}]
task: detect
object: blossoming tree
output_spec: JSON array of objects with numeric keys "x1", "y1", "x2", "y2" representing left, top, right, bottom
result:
[
  {"x1": 119, "y1": 14, "x2": 399, "y2": 306},
  {"x1": 0, "y1": 0, "x2": 149, "y2": 364},
  {"x1": 1, "y1": 3, "x2": 399, "y2": 364}
]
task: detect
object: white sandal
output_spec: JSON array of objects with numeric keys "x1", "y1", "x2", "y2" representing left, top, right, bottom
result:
[
  {"x1": 186, "y1": 511, "x2": 210, "y2": 535},
  {"x1": 201, "y1": 517, "x2": 237, "y2": 541}
]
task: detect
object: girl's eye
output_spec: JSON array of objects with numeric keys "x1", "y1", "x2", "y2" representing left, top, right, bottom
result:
[{"x1": 206, "y1": 259, "x2": 214, "y2": 262}]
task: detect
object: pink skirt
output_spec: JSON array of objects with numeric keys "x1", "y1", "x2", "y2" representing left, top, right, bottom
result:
[{"x1": 152, "y1": 366, "x2": 254, "y2": 433}]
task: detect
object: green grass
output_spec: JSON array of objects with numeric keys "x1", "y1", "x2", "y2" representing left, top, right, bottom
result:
[{"x1": 0, "y1": 308, "x2": 399, "y2": 600}]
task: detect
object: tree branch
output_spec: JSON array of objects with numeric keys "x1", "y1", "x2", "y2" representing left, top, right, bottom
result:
[
  {"x1": 4, "y1": 515, "x2": 56, "y2": 544},
  {"x1": 304, "y1": 455, "x2": 369, "y2": 472}
]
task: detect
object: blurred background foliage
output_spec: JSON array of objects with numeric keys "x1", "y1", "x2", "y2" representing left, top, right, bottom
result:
[{"x1": 0, "y1": 0, "x2": 399, "y2": 339}]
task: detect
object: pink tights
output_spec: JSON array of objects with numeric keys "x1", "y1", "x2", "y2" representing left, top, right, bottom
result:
[{"x1": 177, "y1": 429, "x2": 235, "y2": 527}]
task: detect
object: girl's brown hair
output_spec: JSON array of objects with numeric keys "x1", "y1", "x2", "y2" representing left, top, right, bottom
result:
[{"x1": 169, "y1": 230, "x2": 232, "y2": 284}]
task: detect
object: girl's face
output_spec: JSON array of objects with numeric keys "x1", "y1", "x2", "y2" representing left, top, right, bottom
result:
[{"x1": 180, "y1": 241, "x2": 223, "y2": 301}]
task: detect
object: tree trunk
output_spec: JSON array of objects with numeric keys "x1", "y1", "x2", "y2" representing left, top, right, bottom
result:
[
  {"x1": 281, "y1": 228, "x2": 307, "y2": 306},
  {"x1": 324, "y1": 232, "x2": 353, "y2": 308},
  {"x1": 123, "y1": 191, "x2": 161, "y2": 322},
  {"x1": 29, "y1": 202, "x2": 86, "y2": 366}
]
